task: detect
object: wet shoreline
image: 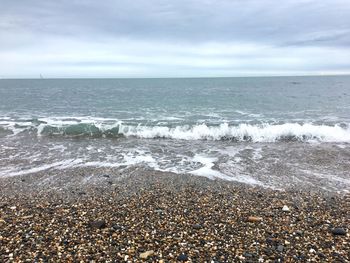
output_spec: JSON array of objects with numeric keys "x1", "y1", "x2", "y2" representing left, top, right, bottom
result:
[{"x1": 0, "y1": 169, "x2": 349, "y2": 262}]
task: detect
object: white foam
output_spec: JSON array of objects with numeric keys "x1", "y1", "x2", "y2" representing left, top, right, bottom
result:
[
  {"x1": 189, "y1": 154, "x2": 263, "y2": 185},
  {"x1": 300, "y1": 169, "x2": 350, "y2": 185},
  {"x1": 48, "y1": 145, "x2": 67, "y2": 152},
  {"x1": 79, "y1": 161, "x2": 122, "y2": 168},
  {"x1": 122, "y1": 153, "x2": 159, "y2": 169},
  {"x1": 235, "y1": 110, "x2": 262, "y2": 118},
  {"x1": 336, "y1": 144, "x2": 347, "y2": 149},
  {"x1": 217, "y1": 146, "x2": 242, "y2": 157},
  {"x1": 190, "y1": 155, "x2": 229, "y2": 180},
  {"x1": 161, "y1": 116, "x2": 184, "y2": 121},
  {"x1": 252, "y1": 147, "x2": 263, "y2": 160},
  {"x1": 0, "y1": 121, "x2": 27, "y2": 135},
  {"x1": 1, "y1": 115, "x2": 350, "y2": 143},
  {"x1": 0, "y1": 159, "x2": 82, "y2": 177},
  {"x1": 120, "y1": 122, "x2": 350, "y2": 142}
]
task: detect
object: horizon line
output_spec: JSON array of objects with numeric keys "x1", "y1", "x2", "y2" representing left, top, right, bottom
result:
[{"x1": 1, "y1": 73, "x2": 350, "y2": 80}]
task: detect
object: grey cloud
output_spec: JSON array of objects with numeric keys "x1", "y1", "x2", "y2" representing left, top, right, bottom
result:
[
  {"x1": 1, "y1": 0, "x2": 350, "y2": 77},
  {"x1": 1, "y1": 0, "x2": 350, "y2": 46}
]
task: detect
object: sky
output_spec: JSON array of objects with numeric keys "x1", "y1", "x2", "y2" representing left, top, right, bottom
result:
[{"x1": 1, "y1": 0, "x2": 350, "y2": 78}]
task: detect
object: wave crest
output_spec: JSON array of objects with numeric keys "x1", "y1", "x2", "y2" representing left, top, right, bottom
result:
[
  {"x1": 120, "y1": 123, "x2": 350, "y2": 142},
  {"x1": 37, "y1": 122, "x2": 122, "y2": 138},
  {"x1": 1, "y1": 117, "x2": 350, "y2": 142}
]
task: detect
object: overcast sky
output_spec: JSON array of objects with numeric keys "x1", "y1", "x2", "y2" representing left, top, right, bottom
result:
[{"x1": 1, "y1": 0, "x2": 350, "y2": 78}]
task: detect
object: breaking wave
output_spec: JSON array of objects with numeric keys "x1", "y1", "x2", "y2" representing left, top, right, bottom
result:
[
  {"x1": 1, "y1": 117, "x2": 350, "y2": 142},
  {"x1": 120, "y1": 122, "x2": 350, "y2": 142}
]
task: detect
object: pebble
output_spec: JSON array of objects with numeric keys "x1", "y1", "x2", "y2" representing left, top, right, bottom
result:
[
  {"x1": 295, "y1": 230, "x2": 303, "y2": 236},
  {"x1": 177, "y1": 254, "x2": 189, "y2": 261},
  {"x1": 331, "y1": 227, "x2": 346, "y2": 236},
  {"x1": 277, "y1": 245, "x2": 284, "y2": 252},
  {"x1": 21, "y1": 215, "x2": 33, "y2": 219},
  {"x1": 112, "y1": 224, "x2": 125, "y2": 230},
  {"x1": 193, "y1": 224, "x2": 202, "y2": 229},
  {"x1": 140, "y1": 250, "x2": 154, "y2": 259},
  {"x1": 247, "y1": 216, "x2": 263, "y2": 222},
  {"x1": 88, "y1": 220, "x2": 107, "y2": 229},
  {"x1": 282, "y1": 205, "x2": 290, "y2": 212},
  {"x1": 0, "y1": 170, "x2": 349, "y2": 262},
  {"x1": 243, "y1": 252, "x2": 253, "y2": 258}
]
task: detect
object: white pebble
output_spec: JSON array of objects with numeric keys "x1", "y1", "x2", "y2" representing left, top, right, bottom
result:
[{"x1": 282, "y1": 205, "x2": 290, "y2": 212}]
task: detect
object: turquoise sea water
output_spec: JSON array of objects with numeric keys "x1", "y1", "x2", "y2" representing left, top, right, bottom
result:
[{"x1": 0, "y1": 76, "x2": 350, "y2": 192}]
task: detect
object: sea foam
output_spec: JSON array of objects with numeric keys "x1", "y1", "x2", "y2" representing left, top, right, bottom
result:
[
  {"x1": 1, "y1": 116, "x2": 350, "y2": 142},
  {"x1": 120, "y1": 122, "x2": 350, "y2": 142}
]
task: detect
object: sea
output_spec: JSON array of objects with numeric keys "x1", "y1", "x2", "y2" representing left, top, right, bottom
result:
[{"x1": 0, "y1": 76, "x2": 350, "y2": 192}]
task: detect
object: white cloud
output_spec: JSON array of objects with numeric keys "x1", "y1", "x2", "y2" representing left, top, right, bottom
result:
[{"x1": 1, "y1": 37, "x2": 350, "y2": 78}]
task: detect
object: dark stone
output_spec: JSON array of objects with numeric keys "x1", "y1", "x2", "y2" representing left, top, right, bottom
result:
[
  {"x1": 331, "y1": 227, "x2": 346, "y2": 236},
  {"x1": 154, "y1": 209, "x2": 163, "y2": 214},
  {"x1": 323, "y1": 241, "x2": 334, "y2": 249},
  {"x1": 257, "y1": 193, "x2": 263, "y2": 198},
  {"x1": 89, "y1": 220, "x2": 107, "y2": 229},
  {"x1": 266, "y1": 237, "x2": 278, "y2": 245},
  {"x1": 177, "y1": 254, "x2": 188, "y2": 261},
  {"x1": 21, "y1": 178, "x2": 26, "y2": 182},
  {"x1": 78, "y1": 191, "x2": 86, "y2": 195},
  {"x1": 193, "y1": 224, "x2": 202, "y2": 230},
  {"x1": 107, "y1": 181, "x2": 113, "y2": 185},
  {"x1": 243, "y1": 252, "x2": 253, "y2": 258},
  {"x1": 277, "y1": 245, "x2": 284, "y2": 252},
  {"x1": 295, "y1": 230, "x2": 303, "y2": 236},
  {"x1": 112, "y1": 224, "x2": 125, "y2": 231},
  {"x1": 0, "y1": 203, "x2": 8, "y2": 209},
  {"x1": 102, "y1": 174, "x2": 110, "y2": 178},
  {"x1": 297, "y1": 254, "x2": 306, "y2": 261},
  {"x1": 263, "y1": 248, "x2": 272, "y2": 255},
  {"x1": 111, "y1": 240, "x2": 118, "y2": 246}
]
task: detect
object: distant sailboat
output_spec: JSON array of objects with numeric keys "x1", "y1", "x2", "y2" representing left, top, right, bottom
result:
[{"x1": 40, "y1": 74, "x2": 44, "y2": 79}]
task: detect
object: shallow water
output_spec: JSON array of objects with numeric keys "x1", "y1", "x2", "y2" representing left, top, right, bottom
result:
[{"x1": 1, "y1": 76, "x2": 350, "y2": 192}]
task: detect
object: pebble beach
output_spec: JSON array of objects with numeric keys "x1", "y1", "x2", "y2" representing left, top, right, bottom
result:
[{"x1": 0, "y1": 169, "x2": 349, "y2": 262}]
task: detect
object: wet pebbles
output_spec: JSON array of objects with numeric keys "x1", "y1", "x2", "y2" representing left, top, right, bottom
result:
[{"x1": 0, "y1": 170, "x2": 349, "y2": 262}]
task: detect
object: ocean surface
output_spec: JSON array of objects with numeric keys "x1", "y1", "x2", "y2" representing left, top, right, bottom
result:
[{"x1": 1, "y1": 76, "x2": 350, "y2": 192}]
